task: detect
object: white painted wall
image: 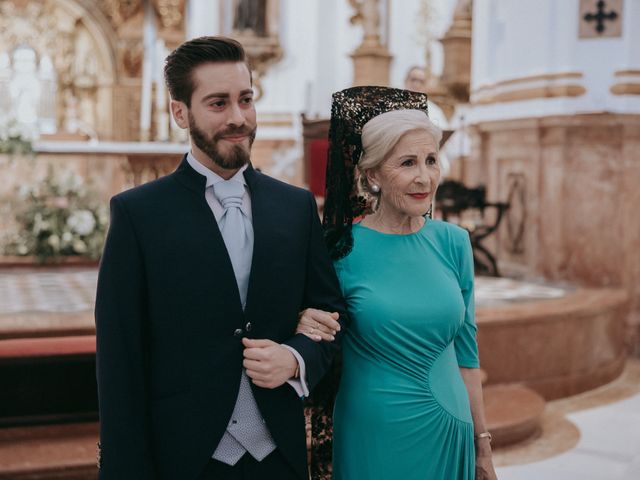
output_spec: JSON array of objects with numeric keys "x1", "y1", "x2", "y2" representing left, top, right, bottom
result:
[{"x1": 469, "y1": 0, "x2": 640, "y2": 124}]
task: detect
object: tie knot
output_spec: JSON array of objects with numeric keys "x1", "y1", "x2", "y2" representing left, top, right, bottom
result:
[{"x1": 213, "y1": 180, "x2": 245, "y2": 210}]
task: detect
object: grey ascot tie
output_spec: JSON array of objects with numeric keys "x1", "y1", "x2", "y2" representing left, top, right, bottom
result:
[
  {"x1": 212, "y1": 180, "x2": 253, "y2": 307},
  {"x1": 211, "y1": 178, "x2": 276, "y2": 465}
]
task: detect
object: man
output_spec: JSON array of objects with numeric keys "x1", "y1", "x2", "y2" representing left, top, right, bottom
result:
[
  {"x1": 404, "y1": 65, "x2": 427, "y2": 93},
  {"x1": 95, "y1": 36, "x2": 346, "y2": 480}
]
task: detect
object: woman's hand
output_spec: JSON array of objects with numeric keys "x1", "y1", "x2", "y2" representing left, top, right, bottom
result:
[
  {"x1": 475, "y1": 439, "x2": 497, "y2": 480},
  {"x1": 296, "y1": 308, "x2": 341, "y2": 342}
]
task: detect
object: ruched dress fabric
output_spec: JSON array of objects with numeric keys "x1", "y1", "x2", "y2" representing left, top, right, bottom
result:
[{"x1": 332, "y1": 220, "x2": 480, "y2": 480}]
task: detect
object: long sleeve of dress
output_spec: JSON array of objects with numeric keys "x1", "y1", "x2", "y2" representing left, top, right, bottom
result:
[{"x1": 454, "y1": 230, "x2": 480, "y2": 369}]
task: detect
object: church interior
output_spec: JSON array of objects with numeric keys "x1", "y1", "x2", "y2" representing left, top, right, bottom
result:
[{"x1": 0, "y1": 0, "x2": 639, "y2": 478}]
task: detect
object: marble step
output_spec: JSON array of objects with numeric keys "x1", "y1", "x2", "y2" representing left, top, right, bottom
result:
[
  {"x1": 0, "y1": 385, "x2": 544, "y2": 478},
  {"x1": 483, "y1": 383, "x2": 546, "y2": 448},
  {"x1": 0, "y1": 422, "x2": 98, "y2": 480}
]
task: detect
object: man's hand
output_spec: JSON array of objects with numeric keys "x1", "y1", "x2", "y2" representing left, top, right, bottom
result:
[{"x1": 242, "y1": 338, "x2": 298, "y2": 389}]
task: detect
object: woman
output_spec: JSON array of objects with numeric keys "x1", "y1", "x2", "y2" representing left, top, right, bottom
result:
[{"x1": 298, "y1": 87, "x2": 497, "y2": 480}]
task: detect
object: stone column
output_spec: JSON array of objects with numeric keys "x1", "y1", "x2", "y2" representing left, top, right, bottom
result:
[{"x1": 349, "y1": 0, "x2": 392, "y2": 86}]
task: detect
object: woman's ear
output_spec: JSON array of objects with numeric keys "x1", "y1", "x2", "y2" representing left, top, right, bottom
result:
[{"x1": 365, "y1": 169, "x2": 380, "y2": 190}]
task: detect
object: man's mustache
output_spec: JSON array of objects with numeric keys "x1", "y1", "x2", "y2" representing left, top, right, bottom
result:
[{"x1": 213, "y1": 126, "x2": 256, "y2": 141}]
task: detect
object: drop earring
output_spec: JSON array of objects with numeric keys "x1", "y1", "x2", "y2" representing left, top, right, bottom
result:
[{"x1": 370, "y1": 184, "x2": 380, "y2": 193}]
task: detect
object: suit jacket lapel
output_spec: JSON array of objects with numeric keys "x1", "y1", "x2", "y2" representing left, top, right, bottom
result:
[
  {"x1": 173, "y1": 156, "x2": 244, "y2": 315},
  {"x1": 243, "y1": 164, "x2": 272, "y2": 318}
]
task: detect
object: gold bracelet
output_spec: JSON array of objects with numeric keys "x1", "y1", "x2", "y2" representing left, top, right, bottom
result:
[{"x1": 474, "y1": 432, "x2": 492, "y2": 442}]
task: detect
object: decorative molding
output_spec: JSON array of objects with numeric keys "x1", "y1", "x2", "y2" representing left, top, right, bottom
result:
[
  {"x1": 472, "y1": 72, "x2": 586, "y2": 105},
  {"x1": 505, "y1": 173, "x2": 526, "y2": 255},
  {"x1": 474, "y1": 85, "x2": 586, "y2": 105},
  {"x1": 473, "y1": 72, "x2": 584, "y2": 95},
  {"x1": 610, "y1": 83, "x2": 640, "y2": 95},
  {"x1": 614, "y1": 70, "x2": 640, "y2": 77},
  {"x1": 611, "y1": 70, "x2": 640, "y2": 95}
]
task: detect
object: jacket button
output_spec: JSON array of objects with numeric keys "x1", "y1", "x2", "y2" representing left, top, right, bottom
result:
[
  {"x1": 233, "y1": 328, "x2": 243, "y2": 337},
  {"x1": 245, "y1": 322, "x2": 252, "y2": 332}
]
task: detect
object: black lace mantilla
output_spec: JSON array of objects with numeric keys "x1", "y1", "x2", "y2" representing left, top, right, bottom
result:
[
  {"x1": 322, "y1": 86, "x2": 430, "y2": 260},
  {"x1": 308, "y1": 86, "x2": 430, "y2": 479}
]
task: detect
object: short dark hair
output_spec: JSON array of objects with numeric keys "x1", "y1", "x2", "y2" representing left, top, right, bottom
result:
[{"x1": 164, "y1": 36, "x2": 250, "y2": 107}]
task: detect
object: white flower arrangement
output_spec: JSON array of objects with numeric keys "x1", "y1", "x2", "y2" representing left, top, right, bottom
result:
[
  {"x1": 0, "y1": 117, "x2": 35, "y2": 156},
  {"x1": 4, "y1": 166, "x2": 108, "y2": 262}
]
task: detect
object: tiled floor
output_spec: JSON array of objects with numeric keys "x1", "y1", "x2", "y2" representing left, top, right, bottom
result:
[
  {"x1": 0, "y1": 268, "x2": 566, "y2": 316},
  {"x1": 495, "y1": 360, "x2": 640, "y2": 480},
  {"x1": 0, "y1": 269, "x2": 97, "y2": 314}
]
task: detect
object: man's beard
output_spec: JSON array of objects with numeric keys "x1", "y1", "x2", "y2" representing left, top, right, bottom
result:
[{"x1": 188, "y1": 111, "x2": 256, "y2": 170}]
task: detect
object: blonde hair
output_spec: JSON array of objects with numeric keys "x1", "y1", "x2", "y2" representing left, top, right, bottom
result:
[{"x1": 357, "y1": 109, "x2": 442, "y2": 196}]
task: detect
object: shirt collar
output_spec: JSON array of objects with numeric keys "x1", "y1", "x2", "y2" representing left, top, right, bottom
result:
[{"x1": 186, "y1": 151, "x2": 248, "y2": 188}]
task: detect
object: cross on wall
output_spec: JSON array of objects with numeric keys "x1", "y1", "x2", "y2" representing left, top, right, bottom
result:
[{"x1": 583, "y1": 0, "x2": 618, "y2": 34}]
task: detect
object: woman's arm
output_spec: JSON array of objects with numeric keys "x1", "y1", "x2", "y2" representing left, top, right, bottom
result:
[{"x1": 460, "y1": 368, "x2": 498, "y2": 480}]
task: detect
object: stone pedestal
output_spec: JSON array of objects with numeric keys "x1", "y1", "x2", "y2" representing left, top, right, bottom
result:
[
  {"x1": 351, "y1": 45, "x2": 392, "y2": 87},
  {"x1": 465, "y1": 113, "x2": 640, "y2": 351}
]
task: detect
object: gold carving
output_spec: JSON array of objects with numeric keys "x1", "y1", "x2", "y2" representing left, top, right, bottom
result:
[
  {"x1": 124, "y1": 154, "x2": 182, "y2": 186},
  {"x1": 242, "y1": 37, "x2": 283, "y2": 100},
  {"x1": 0, "y1": 1, "x2": 118, "y2": 138},
  {"x1": 122, "y1": 40, "x2": 144, "y2": 77},
  {"x1": 99, "y1": 0, "x2": 143, "y2": 29},
  {"x1": 152, "y1": 0, "x2": 185, "y2": 29},
  {"x1": 223, "y1": 1, "x2": 283, "y2": 101}
]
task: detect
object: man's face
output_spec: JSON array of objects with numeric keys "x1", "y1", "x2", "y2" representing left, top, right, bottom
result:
[
  {"x1": 180, "y1": 62, "x2": 257, "y2": 171},
  {"x1": 405, "y1": 68, "x2": 426, "y2": 93}
]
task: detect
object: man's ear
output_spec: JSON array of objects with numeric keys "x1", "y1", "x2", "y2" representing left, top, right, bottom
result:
[{"x1": 170, "y1": 100, "x2": 189, "y2": 129}]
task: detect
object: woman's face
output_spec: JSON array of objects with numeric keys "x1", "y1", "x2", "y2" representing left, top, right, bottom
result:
[{"x1": 367, "y1": 129, "x2": 440, "y2": 219}]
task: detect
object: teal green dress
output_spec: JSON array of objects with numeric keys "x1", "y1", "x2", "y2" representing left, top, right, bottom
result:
[{"x1": 332, "y1": 219, "x2": 479, "y2": 479}]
